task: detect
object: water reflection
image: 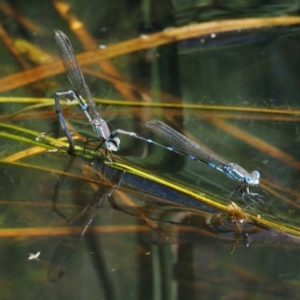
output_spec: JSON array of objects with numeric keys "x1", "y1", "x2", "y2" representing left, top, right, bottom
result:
[
  {"x1": 48, "y1": 157, "x2": 125, "y2": 281},
  {"x1": 46, "y1": 155, "x2": 300, "y2": 286}
]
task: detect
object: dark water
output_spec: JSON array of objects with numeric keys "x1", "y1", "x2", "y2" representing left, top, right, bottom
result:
[{"x1": 1, "y1": 1, "x2": 300, "y2": 299}]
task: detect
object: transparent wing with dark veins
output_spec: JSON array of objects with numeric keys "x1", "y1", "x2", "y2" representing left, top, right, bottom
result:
[
  {"x1": 146, "y1": 120, "x2": 228, "y2": 168},
  {"x1": 54, "y1": 30, "x2": 99, "y2": 117}
]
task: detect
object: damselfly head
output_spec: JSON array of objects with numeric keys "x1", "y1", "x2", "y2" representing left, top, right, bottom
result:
[
  {"x1": 249, "y1": 170, "x2": 260, "y2": 185},
  {"x1": 106, "y1": 137, "x2": 120, "y2": 152},
  {"x1": 252, "y1": 170, "x2": 260, "y2": 180},
  {"x1": 244, "y1": 170, "x2": 260, "y2": 185}
]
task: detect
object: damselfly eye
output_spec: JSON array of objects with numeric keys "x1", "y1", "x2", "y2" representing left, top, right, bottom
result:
[
  {"x1": 106, "y1": 143, "x2": 117, "y2": 151},
  {"x1": 244, "y1": 176, "x2": 252, "y2": 183},
  {"x1": 106, "y1": 137, "x2": 120, "y2": 152},
  {"x1": 251, "y1": 170, "x2": 260, "y2": 180}
]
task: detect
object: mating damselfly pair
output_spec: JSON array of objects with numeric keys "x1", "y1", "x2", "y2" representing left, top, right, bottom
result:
[{"x1": 53, "y1": 29, "x2": 262, "y2": 202}]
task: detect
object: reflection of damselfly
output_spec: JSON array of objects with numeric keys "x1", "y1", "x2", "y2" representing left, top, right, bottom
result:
[
  {"x1": 48, "y1": 158, "x2": 124, "y2": 282},
  {"x1": 109, "y1": 195, "x2": 268, "y2": 256},
  {"x1": 53, "y1": 30, "x2": 120, "y2": 153},
  {"x1": 47, "y1": 156, "x2": 267, "y2": 282}
]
